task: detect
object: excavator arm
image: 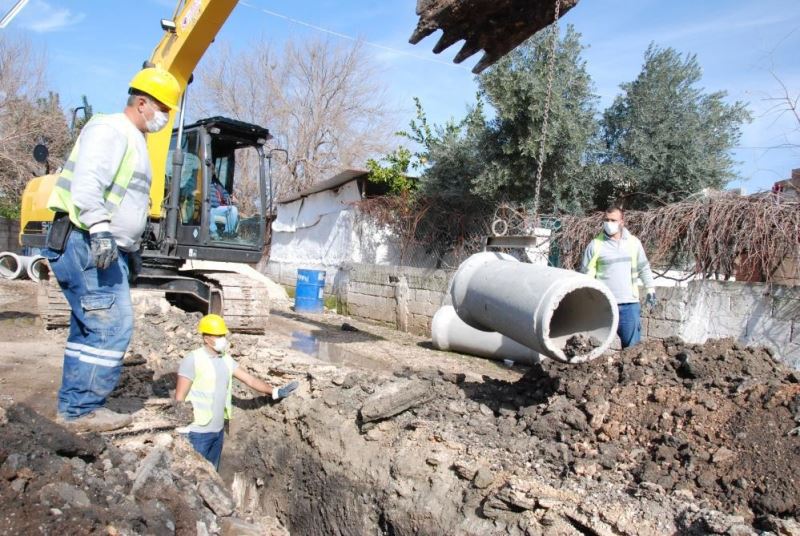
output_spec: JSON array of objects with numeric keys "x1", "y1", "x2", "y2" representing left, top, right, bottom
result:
[{"x1": 145, "y1": 0, "x2": 239, "y2": 218}]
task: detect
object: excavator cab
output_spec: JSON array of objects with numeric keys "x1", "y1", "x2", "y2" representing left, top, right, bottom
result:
[{"x1": 164, "y1": 116, "x2": 269, "y2": 264}]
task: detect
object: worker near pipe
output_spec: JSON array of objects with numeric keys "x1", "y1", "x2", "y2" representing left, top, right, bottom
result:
[
  {"x1": 175, "y1": 314, "x2": 299, "y2": 470},
  {"x1": 581, "y1": 206, "x2": 656, "y2": 348},
  {"x1": 43, "y1": 67, "x2": 180, "y2": 433}
]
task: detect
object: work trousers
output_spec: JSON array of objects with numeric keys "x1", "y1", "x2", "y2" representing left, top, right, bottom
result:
[
  {"x1": 43, "y1": 229, "x2": 133, "y2": 419},
  {"x1": 210, "y1": 205, "x2": 239, "y2": 236},
  {"x1": 188, "y1": 429, "x2": 225, "y2": 470},
  {"x1": 617, "y1": 302, "x2": 641, "y2": 348}
]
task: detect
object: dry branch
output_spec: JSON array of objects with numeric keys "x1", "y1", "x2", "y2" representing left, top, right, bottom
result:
[{"x1": 555, "y1": 194, "x2": 800, "y2": 283}]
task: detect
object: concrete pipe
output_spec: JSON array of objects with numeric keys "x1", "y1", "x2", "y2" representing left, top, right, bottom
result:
[
  {"x1": 26, "y1": 255, "x2": 49, "y2": 281},
  {"x1": 0, "y1": 251, "x2": 31, "y2": 280},
  {"x1": 431, "y1": 305, "x2": 541, "y2": 365},
  {"x1": 451, "y1": 252, "x2": 618, "y2": 363}
]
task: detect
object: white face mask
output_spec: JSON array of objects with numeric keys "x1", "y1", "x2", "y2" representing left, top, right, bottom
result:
[
  {"x1": 603, "y1": 221, "x2": 620, "y2": 236},
  {"x1": 144, "y1": 101, "x2": 170, "y2": 133},
  {"x1": 212, "y1": 337, "x2": 228, "y2": 353}
]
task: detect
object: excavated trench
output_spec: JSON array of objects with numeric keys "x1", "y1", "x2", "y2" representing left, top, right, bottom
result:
[{"x1": 2, "y1": 283, "x2": 798, "y2": 535}]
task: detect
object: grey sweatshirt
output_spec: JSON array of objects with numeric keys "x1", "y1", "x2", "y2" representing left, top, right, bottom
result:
[
  {"x1": 580, "y1": 228, "x2": 655, "y2": 304},
  {"x1": 70, "y1": 113, "x2": 152, "y2": 251}
]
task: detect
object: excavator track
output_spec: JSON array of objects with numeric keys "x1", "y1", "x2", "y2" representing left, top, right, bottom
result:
[
  {"x1": 38, "y1": 274, "x2": 71, "y2": 329},
  {"x1": 38, "y1": 267, "x2": 270, "y2": 334},
  {"x1": 201, "y1": 271, "x2": 270, "y2": 334}
]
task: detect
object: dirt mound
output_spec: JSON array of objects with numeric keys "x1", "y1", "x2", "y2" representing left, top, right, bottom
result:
[
  {"x1": 229, "y1": 333, "x2": 800, "y2": 535},
  {"x1": 519, "y1": 337, "x2": 800, "y2": 520}
]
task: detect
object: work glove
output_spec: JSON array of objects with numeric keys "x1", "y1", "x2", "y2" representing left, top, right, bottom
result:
[
  {"x1": 89, "y1": 231, "x2": 118, "y2": 270},
  {"x1": 127, "y1": 249, "x2": 143, "y2": 283},
  {"x1": 645, "y1": 291, "x2": 657, "y2": 310},
  {"x1": 272, "y1": 380, "x2": 299, "y2": 400}
]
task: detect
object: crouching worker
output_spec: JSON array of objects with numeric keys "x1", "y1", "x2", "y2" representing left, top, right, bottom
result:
[{"x1": 175, "y1": 314, "x2": 299, "y2": 470}]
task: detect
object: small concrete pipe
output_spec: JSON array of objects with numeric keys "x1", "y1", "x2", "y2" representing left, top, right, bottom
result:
[
  {"x1": 451, "y1": 252, "x2": 618, "y2": 363},
  {"x1": 0, "y1": 251, "x2": 31, "y2": 280},
  {"x1": 431, "y1": 305, "x2": 541, "y2": 365},
  {"x1": 26, "y1": 255, "x2": 48, "y2": 281}
]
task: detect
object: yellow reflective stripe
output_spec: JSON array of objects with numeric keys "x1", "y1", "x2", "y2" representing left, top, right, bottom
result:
[{"x1": 586, "y1": 235, "x2": 603, "y2": 278}]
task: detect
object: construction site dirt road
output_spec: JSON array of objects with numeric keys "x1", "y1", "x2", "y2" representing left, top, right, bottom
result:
[{"x1": 0, "y1": 278, "x2": 798, "y2": 535}]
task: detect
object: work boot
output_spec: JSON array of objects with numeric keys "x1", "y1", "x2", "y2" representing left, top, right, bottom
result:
[{"x1": 56, "y1": 408, "x2": 133, "y2": 433}]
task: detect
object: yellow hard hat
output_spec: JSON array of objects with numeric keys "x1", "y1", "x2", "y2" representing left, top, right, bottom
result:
[
  {"x1": 129, "y1": 67, "x2": 181, "y2": 110},
  {"x1": 198, "y1": 314, "x2": 228, "y2": 336}
]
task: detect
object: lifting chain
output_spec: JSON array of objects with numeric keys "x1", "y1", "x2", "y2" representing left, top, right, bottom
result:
[{"x1": 530, "y1": 0, "x2": 561, "y2": 227}]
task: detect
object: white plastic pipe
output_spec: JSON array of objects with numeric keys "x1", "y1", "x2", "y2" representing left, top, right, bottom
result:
[
  {"x1": 26, "y1": 255, "x2": 48, "y2": 281},
  {"x1": 431, "y1": 306, "x2": 541, "y2": 365},
  {"x1": 451, "y1": 252, "x2": 618, "y2": 363},
  {"x1": 0, "y1": 251, "x2": 32, "y2": 280}
]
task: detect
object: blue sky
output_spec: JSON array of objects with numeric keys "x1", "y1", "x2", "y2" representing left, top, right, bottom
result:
[{"x1": 2, "y1": 0, "x2": 799, "y2": 193}]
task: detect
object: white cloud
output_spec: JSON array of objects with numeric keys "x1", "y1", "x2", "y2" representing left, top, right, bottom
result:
[{"x1": 23, "y1": 0, "x2": 84, "y2": 33}]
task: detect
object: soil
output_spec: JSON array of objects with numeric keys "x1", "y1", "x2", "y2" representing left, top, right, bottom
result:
[{"x1": 0, "y1": 278, "x2": 799, "y2": 535}]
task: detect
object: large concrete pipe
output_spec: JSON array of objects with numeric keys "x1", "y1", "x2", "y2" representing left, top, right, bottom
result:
[
  {"x1": 26, "y1": 255, "x2": 48, "y2": 281},
  {"x1": 451, "y1": 252, "x2": 618, "y2": 363},
  {"x1": 0, "y1": 251, "x2": 31, "y2": 280},
  {"x1": 431, "y1": 305, "x2": 541, "y2": 365}
]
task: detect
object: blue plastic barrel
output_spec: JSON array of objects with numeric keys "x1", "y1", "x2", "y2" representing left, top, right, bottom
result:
[{"x1": 295, "y1": 269, "x2": 326, "y2": 313}]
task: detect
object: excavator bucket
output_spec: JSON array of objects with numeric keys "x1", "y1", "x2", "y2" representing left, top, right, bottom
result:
[{"x1": 409, "y1": 0, "x2": 579, "y2": 73}]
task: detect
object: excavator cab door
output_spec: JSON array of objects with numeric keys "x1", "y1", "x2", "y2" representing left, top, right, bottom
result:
[{"x1": 168, "y1": 117, "x2": 269, "y2": 264}]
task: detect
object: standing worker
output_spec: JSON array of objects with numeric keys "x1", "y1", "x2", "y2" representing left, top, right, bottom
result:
[
  {"x1": 43, "y1": 67, "x2": 181, "y2": 432},
  {"x1": 175, "y1": 314, "x2": 299, "y2": 470},
  {"x1": 581, "y1": 206, "x2": 657, "y2": 348}
]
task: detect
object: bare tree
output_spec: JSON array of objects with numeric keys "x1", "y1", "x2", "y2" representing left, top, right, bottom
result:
[
  {"x1": 0, "y1": 35, "x2": 70, "y2": 216},
  {"x1": 193, "y1": 37, "x2": 397, "y2": 198}
]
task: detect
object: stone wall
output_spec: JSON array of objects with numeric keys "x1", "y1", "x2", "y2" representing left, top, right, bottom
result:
[
  {"x1": 643, "y1": 280, "x2": 799, "y2": 369},
  {"x1": 341, "y1": 263, "x2": 452, "y2": 335},
  {"x1": 0, "y1": 218, "x2": 20, "y2": 253}
]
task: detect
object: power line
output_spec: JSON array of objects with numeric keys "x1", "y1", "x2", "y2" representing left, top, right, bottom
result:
[{"x1": 239, "y1": 1, "x2": 472, "y2": 72}]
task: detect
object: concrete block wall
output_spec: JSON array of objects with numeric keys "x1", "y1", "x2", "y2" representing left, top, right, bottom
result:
[
  {"x1": 644, "y1": 280, "x2": 799, "y2": 369},
  {"x1": 0, "y1": 218, "x2": 20, "y2": 253},
  {"x1": 342, "y1": 263, "x2": 452, "y2": 335}
]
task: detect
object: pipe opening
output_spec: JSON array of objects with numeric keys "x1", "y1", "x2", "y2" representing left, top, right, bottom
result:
[
  {"x1": 549, "y1": 287, "x2": 615, "y2": 351},
  {"x1": 0, "y1": 253, "x2": 22, "y2": 279},
  {"x1": 27, "y1": 257, "x2": 48, "y2": 281}
]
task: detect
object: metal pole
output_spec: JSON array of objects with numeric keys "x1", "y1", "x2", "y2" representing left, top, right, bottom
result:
[{"x1": 165, "y1": 86, "x2": 189, "y2": 249}]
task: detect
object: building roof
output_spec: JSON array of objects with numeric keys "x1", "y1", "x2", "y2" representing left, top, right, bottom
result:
[{"x1": 277, "y1": 168, "x2": 369, "y2": 204}]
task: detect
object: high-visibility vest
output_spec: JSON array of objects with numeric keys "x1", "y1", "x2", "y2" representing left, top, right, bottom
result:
[
  {"x1": 585, "y1": 233, "x2": 641, "y2": 298},
  {"x1": 47, "y1": 114, "x2": 146, "y2": 230},
  {"x1": 185, "y1": 349, "x2": 234, "y2": 426}
]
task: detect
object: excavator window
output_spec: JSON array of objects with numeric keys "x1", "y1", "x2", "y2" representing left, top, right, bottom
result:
[
  {"x1": 207, "y1": 136, "x2": 263, "y2": 247},
  {"x1": 166, "y1": 131, "x2": 203, "y2": 225}
]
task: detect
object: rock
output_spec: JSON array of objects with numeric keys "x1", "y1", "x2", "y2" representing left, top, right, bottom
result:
[
  {"x1": 38, "y1": 482, "x2": 91, "y2": 508},
  {"x1": 0, "y1": 406, "x2": 6, "y2": 426},
  {"x1": 198, "y1": 478, "x2": 235, "y2": 517},
  {"x1": 711, "y1": 447, "x2": 735, "y2": 465},
  {"x1": 583, "y1": 399, "x2": 609, "y2": 429},
  {"x1": 131, "y1": 448, "x2": 173, "y2": 496},
  {"x1": 359, "y1": 380, "x2": 433, "y2": 424},
  {"x1": 473, "y1": 466, "x2": 494, "y2": 489},
  {"x1": 220, "y1": 517, "x2": 264, "y2": 536},
  {"x1": 453, "y1": 460, "x2": 477, "y2": 480}
]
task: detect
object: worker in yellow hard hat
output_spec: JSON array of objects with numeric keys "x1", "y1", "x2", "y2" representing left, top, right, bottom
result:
[
  {"x1": 45, "y1": 66, "x2": 181, "y2": 434},
  {"x1": 174, "y1": 314, "x2": 299, "y2": 470}
]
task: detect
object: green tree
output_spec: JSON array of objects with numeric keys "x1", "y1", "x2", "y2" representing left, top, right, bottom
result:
[
  {"x1": 407, "y1": 26, "x2": 598, "y2": 215},
  {"x1": 473, "y1": 24, "x2": 599, "y2": 214},
  {"x1": 366, "y1": 147, "x2": 414, "y2": 195},
  {"x1": 598, "y1": 44, "x2": 751, "y2": 209}
]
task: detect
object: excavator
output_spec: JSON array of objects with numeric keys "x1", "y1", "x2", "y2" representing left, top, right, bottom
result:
[{"x1": 18, "y1": 0, "x2": 577, "y2": 333}]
